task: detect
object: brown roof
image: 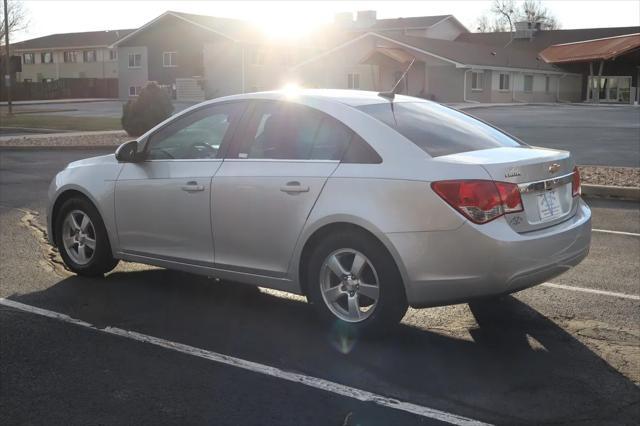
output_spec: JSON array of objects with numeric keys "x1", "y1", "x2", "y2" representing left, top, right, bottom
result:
[
  {"x1": 384, "y1": 33, "x2": 559, "y2": 71},
  {"x1": 12, "y1": 29, "x2": 134, "y2": 50},
  {"x1": 364, "y1": 15, "x2": 452, "y2": 31},
  {"x1": 456, "y1": 26, "x2": 640, "y2": 53},
  {"x1": 539, "y1": 33, "x2": 640, "y2": 63}
]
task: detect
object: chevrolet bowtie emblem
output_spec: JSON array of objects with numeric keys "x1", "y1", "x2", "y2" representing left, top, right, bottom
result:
[{"x1": 548, "y1": 163, "x2": 561, "y2": 174}]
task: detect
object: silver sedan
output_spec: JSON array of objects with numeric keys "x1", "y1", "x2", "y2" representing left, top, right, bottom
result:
[{"x1": 47, "y1": 90, "x2": 591, "y2": 332}]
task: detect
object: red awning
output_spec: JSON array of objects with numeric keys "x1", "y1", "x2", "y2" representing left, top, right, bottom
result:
[{"x1": 539, "y1": 33, "x2": 640, "y2": 64}]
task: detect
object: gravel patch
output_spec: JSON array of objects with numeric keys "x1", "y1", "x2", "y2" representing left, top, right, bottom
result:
[
  {"x1": 0, "y1": 130, "x2": 130, "y2": 148},
  {"x1": 579, "y1": 166, "x2": 640, "y2": 188}
]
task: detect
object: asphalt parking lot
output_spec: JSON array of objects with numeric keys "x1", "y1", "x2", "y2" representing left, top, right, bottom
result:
[
  {"x1": 467, "y1": 104, "x2": 640, "y2": 167},
  {"x1": 0, "y1": 148, "x2": 639, "y2": 425}
]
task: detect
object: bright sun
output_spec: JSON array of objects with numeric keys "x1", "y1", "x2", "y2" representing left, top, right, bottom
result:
[{"x1": 256, "y1": 13, "x2": 321, "y2": 40}]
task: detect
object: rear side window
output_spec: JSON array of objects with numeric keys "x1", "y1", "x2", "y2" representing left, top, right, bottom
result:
[
  {"x1": 233, "y1": 101, "x2": 352, "y2": 161},
  {"x1": 357, "y1": 102, "x2": 523, "y2": 157}
]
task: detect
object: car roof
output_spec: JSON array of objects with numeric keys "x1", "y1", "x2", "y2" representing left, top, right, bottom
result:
[{"x1": 215, "y1": 89, "x2": 428, "y2": 107}]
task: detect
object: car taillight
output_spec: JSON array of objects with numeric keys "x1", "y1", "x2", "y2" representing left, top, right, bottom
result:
[
  {"x1": 431, "y1": 180, "x2": 523, "y2": 224},
  {"x1": 572, "y1": 166, "x2": 581, "y2": 197}
]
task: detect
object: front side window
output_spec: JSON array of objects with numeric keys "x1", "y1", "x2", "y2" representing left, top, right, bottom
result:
[
  {"x1": 64, "y1": 51, "x2": 80, "y2": 63},
  {"x1": 41, "y1": 52, "x2": 53, "y2": 64},
  {"x1": 524, "y1": 75, "x2": 534, "y2": 92},
  {"x1": 83, "y1": 50, "x2": 96, "y2": 62},
  {"x1": 357, "y1": 102, "x2": 523, "y2": 157},
  {"x1": 233, "y1": 101, "x2": 352, "y2": 161},
  {"x1": 499, "y1": 73, "x2": 510, "y2": 91},
  {"x1": 471, "y1": 71, "x2": 483, "y2": 91},
  {"x1": 23, "y1": 53, "x2": 35, "y2": 64},
  {"x1": 147, "y1": 104, "x2": 241, "y2": 160},
  {"x1": 347, "y1": 73, "x2": 360, "y2": 89},
  {"x1": 128, "y1": 86, "x2": 141, "y2": 96},
  {"x1": 163, "y1": 52, "x2": 177, "y2": 67},
  {"x1": 109, "y1": 49, "x2": 117, "y2": 61},
  {"x1": 128, "y1": 53, "x2": 142, "y2": 68}
]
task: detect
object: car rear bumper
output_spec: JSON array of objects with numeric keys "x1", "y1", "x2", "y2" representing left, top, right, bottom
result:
[{"x1": 387, "y1": 199, "x2": 592, "y2": 308}]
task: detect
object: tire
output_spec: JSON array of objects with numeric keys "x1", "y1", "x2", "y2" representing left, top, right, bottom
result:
[
  {"x1": 55, "y1": 197, "x2": 119, "y2": 277},
  {"x1": 306, "y1": 230, "x2": 408, "y2": 334}
]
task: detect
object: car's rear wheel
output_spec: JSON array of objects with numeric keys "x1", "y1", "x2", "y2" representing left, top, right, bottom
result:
[
  {"x1": 306, "y1": 230, "x2": 408, "y2": 334},
  {"x1": 55, "y1": 197, "x2": 119, "y2": 276}
]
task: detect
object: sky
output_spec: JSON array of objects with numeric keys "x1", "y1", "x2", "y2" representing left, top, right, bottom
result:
[{"x1": 11, "y1": 0, "x2": 640, "y2": 43}]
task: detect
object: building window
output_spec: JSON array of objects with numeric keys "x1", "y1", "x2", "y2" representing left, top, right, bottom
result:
[
  {"x1": 83, "y1": 50, "x2": 96, "y2": 62},
  {"x1": 128, "y1": 53, "x2": 142, "y2": 68},
  {"x1": 64, "y1": 51, "x2": 81, "y2": 63},
  {"x1": 524, "y1": 75, "x2": 534, "y2": 92},
  {"x1": 545, "y1": 76, "x2": 551, "y2": 93},
  {"x1": 163, "y1": 52, "x2": 177, "y2": 67},
  {"x1": 109, "y1": 49, "x2": 117, "y2": 61},
  {"x1": 40, "y1": 52, "x2": 53, "y2": 64},
  {"x1": 250, "y1": 48, "x2": 265, "y2": 66},
  {"x1": 499, "y1": 73, "x2": 510, "y2": 91},
  {"x1": 129, "y1": 86, "x2": 141, "y2": 96},
  {"x1": 23, "y1": 53, "x2": 35, "y2": 64},
  {"x1": 347, "y1": 73, "x2": 360, "y2": 89},
  {"x1": 471, "y1": 71, "x2": 483, "y2": 91},
  {"x1": 23, "y1": 78, "x2": 32, "y2": 83}
]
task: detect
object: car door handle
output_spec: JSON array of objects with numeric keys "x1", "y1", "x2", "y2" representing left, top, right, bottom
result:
[
  {"x1": 280, "y1": 182, "x2": 310, "y2": 193},
  {"x1": 181, "y1": 181, "x2": 205, "y2": 192}
]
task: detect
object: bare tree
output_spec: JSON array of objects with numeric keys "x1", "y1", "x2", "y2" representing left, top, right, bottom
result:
[
  {"x1": 1, "y1": 0, "x2": 29, "y2": 44},
  {"x1": 491, "y1": 0, "x2": 518, "y2": 32},
  {"x1": 476, "y1": 0, "x2": 561, "y2": 33},
  {"x1": 521, "y1": 0, "x2": 561, "y2": 29}
]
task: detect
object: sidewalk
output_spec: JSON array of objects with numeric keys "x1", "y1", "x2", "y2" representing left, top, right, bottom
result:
[
  {"x1": 0, "y1": 98, "x2": 115, "y2": 107},
  {"x1": 0, "y1": 129, "x2": 128, "y2": 149}
]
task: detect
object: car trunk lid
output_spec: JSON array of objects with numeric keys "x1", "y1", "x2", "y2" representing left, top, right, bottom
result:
[{"x1": 434, "y1": 146, "x2": 578, "y2": 232}]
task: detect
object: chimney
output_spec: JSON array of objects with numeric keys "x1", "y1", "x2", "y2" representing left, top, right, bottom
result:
[
  {"x1": 334, "y1": 12, "x2": 354, "y2": 28},
  {"x1": 355, "y1": 10, "x2": 377, "y2": 28}
]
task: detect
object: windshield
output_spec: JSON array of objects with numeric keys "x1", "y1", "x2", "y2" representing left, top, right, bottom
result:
[{"x1": 357, "y1": 102, "x2": 524, "y2": 157}]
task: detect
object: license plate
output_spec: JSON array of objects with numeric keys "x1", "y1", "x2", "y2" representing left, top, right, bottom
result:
[{"x1": 537, "y1": 190, "x2": 562, "y2": 221}]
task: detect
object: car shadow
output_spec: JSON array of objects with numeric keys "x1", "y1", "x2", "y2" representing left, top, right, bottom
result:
[{"x1": 8, "y1": 268, "x2": 640, "y2": 425}]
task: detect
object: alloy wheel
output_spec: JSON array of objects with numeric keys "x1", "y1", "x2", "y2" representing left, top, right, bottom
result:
[
  {"x1": 61, "y1": 210, "x2": 96, "y2": 265},
  {"x1": 319, "y1": 248, "x2": 380, "y2": 322}
]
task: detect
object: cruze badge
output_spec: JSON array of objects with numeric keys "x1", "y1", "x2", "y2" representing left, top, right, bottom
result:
[
  {"x1": 548, "y1": 163, "x2": 561, "y2": 174},
  {"x1": 504, "y1": 168, "x2": 521, "y2": 178}
]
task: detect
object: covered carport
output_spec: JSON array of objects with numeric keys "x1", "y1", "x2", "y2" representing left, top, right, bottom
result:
[{"x1": 539, "y1": 33, "x2": 640, "y2": 104}]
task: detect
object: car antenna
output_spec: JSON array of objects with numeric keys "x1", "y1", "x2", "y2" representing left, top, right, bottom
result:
[{"x1": 378, "y1": 57, "x2": 416, "y2": 100}]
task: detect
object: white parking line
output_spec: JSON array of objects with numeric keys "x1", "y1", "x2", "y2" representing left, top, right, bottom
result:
[
  {"x1": 592, "y1": 229, "x2": 640, "y2": 237},
  {"x1": 0, "y1": 297, "x2": 490, "y2": 426},
  {"x1": 541, "y1": 283, "x2": 640, "y2": 301}
]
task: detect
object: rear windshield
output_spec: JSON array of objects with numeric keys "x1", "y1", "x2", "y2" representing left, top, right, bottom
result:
[{"x1": 357, "y1": 102, "x2": 524, "y2": 157}]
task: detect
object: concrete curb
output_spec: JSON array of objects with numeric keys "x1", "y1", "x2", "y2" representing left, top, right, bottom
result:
[
  {"x1": 0, "y1": 98, "x2": 116, "y2": 106},
  {"x1": 582, "y1": 184, "x2": 640, "y2": 202}
]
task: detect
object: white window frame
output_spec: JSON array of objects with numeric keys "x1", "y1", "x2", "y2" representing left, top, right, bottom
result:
[
  {"x1": 64, "y1": 51, "x2": 81, "y2": 63},
  {"x1": 23, "y1": 53, "x2": 35, "y2": 65},
  {"x1": 162, "y1": 52, "x2": 177, "y2": 68},
  {"x1": 128, "y1": 53, "x2": 142, "y2": 69},
  {"x1": 129, "y1": 86, "x2": 141, "y2": 96},
  {"x1": 545, "y1": 75, "x2": 551, "y2": 93},
  {"x1": 498, "y1": 72, "x2": 510, "y2": 91},
  {"x1": 250, "y1": 49, "x2": 265, "y2": 66},
  {"x1": 523, "y1": 74, "x2": 534, "y2": 93},
  {"x1": 347, "y1": 72, "x2": 360, "y2": 89},
  {"x1": 83, "y1": 50, "x2": 97, "y2": 63},
  {"x1": 40, "y1": 52, "x2": 53, "y2": 64},
  {"x1": 471, "y1": 71, "x2": 484, "y2": 91},
  {"x1": 109, "y1": 49, "x2": 118, "y2": 61}
]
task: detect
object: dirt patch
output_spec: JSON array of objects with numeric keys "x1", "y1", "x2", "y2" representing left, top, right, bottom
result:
[{"x1": 20, "y1": 209, "x2": 71, "y2": 277}]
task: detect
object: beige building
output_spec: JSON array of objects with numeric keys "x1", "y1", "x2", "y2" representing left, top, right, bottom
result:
[{"x1": 11, "y1": 29, "x2": 133, "y2": 82}]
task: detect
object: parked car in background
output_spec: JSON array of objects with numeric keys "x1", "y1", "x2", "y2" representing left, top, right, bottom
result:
[{"x1": 47, "y1": 89, "x2": 591, "y2": 332}]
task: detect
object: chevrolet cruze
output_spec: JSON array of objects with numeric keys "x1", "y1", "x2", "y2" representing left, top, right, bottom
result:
[{"x1": 47, "y1": 90, "x2": 591, "y2": 332}]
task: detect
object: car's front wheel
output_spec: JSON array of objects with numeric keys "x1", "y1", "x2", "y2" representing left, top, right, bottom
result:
[
  {"x1": 306, "y1": 230, "x2": 408, "y2": 334},
  {"x1": 55, "y1": 197, "x2": 119, "y2": 276}
]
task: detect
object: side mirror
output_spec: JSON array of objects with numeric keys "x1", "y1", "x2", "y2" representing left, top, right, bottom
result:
[{"x1": 115, "y1": 140, "x2": 142, "y2": 162}]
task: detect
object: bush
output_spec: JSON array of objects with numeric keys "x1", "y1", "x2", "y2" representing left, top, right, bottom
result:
[{"x1": 121, "y1": 82, "x2": 174, "y2": 136}]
